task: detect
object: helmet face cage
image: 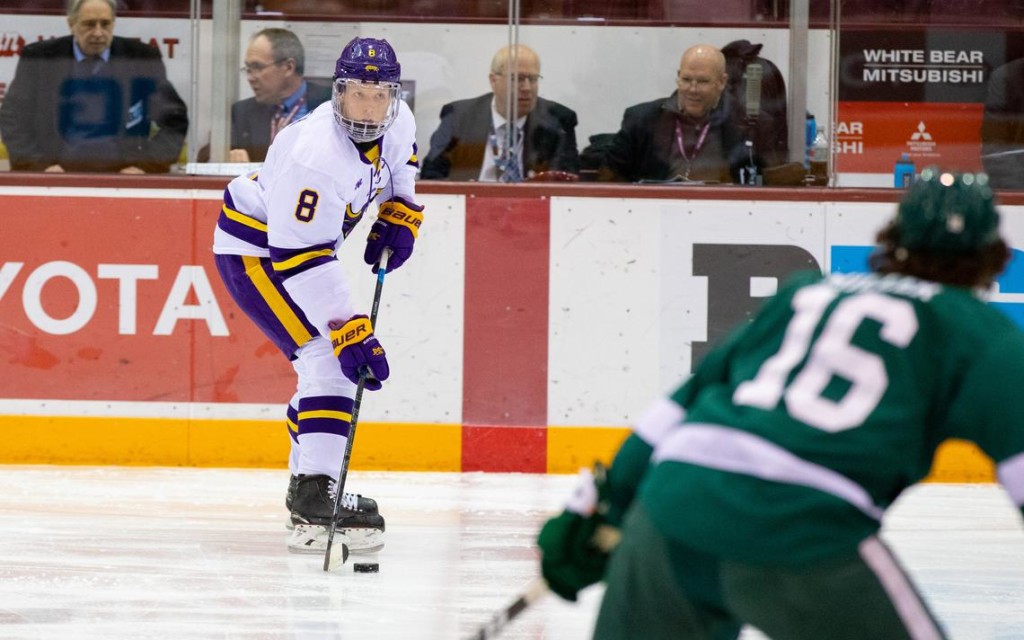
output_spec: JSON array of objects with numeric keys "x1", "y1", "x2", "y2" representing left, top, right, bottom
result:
[
  {"x1": 332, "y1": 37, "x2": 402, "y2": 143},
  {"x1": 332, "y1": 78, "x2": 401, "y2": 143}
]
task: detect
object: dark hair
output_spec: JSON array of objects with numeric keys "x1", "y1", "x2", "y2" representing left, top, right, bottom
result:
[
  {"x1": 869, "y1": 220, "x2": 1010, "y2": 289},
  {"x1": 256, "y1": 28, "x2": 305, "y2": 75}
]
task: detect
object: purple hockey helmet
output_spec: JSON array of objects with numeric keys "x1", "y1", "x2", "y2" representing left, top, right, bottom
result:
[
  {"x1": 332, "y1": 37, "x2": 402, "y2": 142},
  {"x1": 333, "y1": 37, "x2": 401, "y2": 83}
]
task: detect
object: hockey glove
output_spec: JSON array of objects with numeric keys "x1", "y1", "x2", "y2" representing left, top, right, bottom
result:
[
  {"x1": 365, "y1": 199, "x2": 424, "y2": 273},
  {"x1": 537, "y1": 464, "x2": 618, "y2": 602},
  {"x1": 329, "y1": 315, "x2": 389, "y2": 390}
]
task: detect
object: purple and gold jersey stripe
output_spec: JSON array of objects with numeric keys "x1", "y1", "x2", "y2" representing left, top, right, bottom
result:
[
  {"x1": 218, "y1": 204, "x2": 269, "y2": 249},
  {"x1": 241, "y1": 255, "x2": 314, "y2": 347},
  {"x1": 287, "y1": 404, "x2": 299, "y2": 442},
  {"x1": 270, "y1": 242, "x2": 336, "y2": 277},
  {"x1": 407, "y1": 142, "x2": 419, "y2": 168},
  {"x1": 298, "y1": 396, "x2": 355, "y2": 437},
  {"x1": 358, "y1": 143, "x2": 383, "y2": 169},
  {"x1": 342, "y1": 203, "x2": 365, "y2": 239}
]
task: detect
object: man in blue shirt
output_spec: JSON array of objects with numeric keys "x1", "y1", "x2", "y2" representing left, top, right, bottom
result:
[
  {"x1": 229, "y1": 28, "x2": 332, "y2": 163},
  {"x1": 0, "y1": 0, "x2": 188, "y2": 173}
]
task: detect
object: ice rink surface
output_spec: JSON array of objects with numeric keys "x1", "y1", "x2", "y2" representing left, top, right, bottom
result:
[{"x1": 1, "y1": 466, "x2": 1023, "y2": 639}]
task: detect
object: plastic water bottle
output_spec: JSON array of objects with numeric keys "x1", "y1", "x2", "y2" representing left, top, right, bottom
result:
[
  {"x1": 809, "y1": 130, "x2": 828, "y2": 182},
  {"x1": 740, "y1": 140, "x2": 761, "y2": 186},
  {"x1": 805, "y1": 112, "x2": 816, "y2": 168},
  {"x1": 894, "y1": 153, "x2": 915, "y2": 188}
]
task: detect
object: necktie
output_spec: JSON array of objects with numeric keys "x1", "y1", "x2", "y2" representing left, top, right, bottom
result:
[
  {"x1": 270, "y1": 97, "x2": 306, "y2": 143},
  {"x1": 496, "y1": 123, "x2": 523, "y2": 183}
]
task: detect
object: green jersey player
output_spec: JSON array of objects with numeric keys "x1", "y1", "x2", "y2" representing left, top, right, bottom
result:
[{"x1": 538, "y1": 168, "x2": 1024, "y2": 640}]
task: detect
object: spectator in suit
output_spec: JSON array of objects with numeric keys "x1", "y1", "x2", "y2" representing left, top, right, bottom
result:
[
  {"x1": 420, "y1": 44, "x2": 579, "y2": 181},
  {"x1": 601, "y1": 44, "x2": 755, "y2": 184},
  {"x1": 0, "y1": 0, "x2": 188, "y2": 173},
  {"x1": 981, "y1": 57, "x2": 1024, "y2": 190},
  {"x1": 230, "y1": 28, "x2": 332, "y2": 163}
]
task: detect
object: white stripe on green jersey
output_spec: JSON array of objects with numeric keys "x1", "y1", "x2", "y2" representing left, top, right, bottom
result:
[{"x1": 634, "y1": 269, "x2": 1024, "y2": 566}]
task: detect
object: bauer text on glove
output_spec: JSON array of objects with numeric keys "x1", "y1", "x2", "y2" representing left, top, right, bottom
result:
[
  {"x1": 365, "y1": 198, "x2": 423, "y2": 273},
  {"x1": 329, "y1": 315, "x2": 389, "y2": 390}
]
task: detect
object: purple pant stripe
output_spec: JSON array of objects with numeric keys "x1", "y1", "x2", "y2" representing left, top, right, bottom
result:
[
  {"x1": 299, "y1": 417, "x2": 351, "y2": 438},
  {"x1": 214, "y1": 254, "x2": 317, "y2": 358},
  {"x1": 298, "y1": 396, "x2": 353, "y2": 437},
  {"x1": 301, "y1": 396, "x2": 355, "y2": 414}
]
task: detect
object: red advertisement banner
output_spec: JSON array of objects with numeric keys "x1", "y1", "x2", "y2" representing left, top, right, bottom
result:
[
  {"x1": 835, "y1": 102, "x2": 984, "y2": 174},
  {"x1": 0, "y1": 194, "x2": 294, "y2": 403}
]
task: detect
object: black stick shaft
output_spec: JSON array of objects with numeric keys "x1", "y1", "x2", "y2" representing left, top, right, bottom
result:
[
  {"x1": 467, "y1": 578, "x2": 548, "y2": 640},
  {"x1": 466, "y1": 524, "x2": 618, "y2": 635},
  {"x1": 323, "y1": 251, "x2": 390, "y2": 571}
]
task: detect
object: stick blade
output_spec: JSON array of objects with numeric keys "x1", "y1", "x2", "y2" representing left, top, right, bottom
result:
[{"x1": 324, "y1": 541, "x2": 350, "y2": 572}]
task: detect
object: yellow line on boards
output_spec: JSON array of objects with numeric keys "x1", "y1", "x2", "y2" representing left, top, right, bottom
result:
[
  {"x1": 0, "y1": 416, "x2": 461, "y2": 471},
  {"x1": 0, "y1": 417, "x2": 994, "y2": 481}
]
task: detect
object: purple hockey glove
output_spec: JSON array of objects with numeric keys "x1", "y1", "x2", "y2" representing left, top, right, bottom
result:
[
  {"x1": 365, "y1": 199, "x2": 423, "y2": 273},
  {"x1": 329, "y1": 315, "x2": 389, "y2": 390}
]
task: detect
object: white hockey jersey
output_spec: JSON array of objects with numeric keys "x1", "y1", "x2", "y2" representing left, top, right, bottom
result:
[{"x1": 213, "y1": 100, "x2": 421, "y2": 337}]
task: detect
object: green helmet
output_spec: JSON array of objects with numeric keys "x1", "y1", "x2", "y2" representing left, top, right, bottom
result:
[{"x1": 895, "y1": 167, "x2": 1000, "y2": 252}]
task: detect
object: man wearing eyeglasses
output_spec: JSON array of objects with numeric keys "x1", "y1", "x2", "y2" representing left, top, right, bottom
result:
[
  {"x1": 229, "y1": 28, "x2": 333, "y2": 163},
  {"x1": 420, "y1": 44, "x2": 579, "y2": 181},
  {"x1": 0, "y1": 0, "x2": 187, "y2": 173},
  {"x1": 598, "y1": 44, "x2": 755, "y2": 184}
]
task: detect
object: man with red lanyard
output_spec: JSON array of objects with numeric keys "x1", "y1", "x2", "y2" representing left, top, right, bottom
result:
[{"x1": 601, "y1": 44, "x2": 755, "y2": 184}]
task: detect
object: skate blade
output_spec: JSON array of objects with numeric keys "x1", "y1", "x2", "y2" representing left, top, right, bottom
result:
[{"x1": 287, "y1": 524, "x2": 384, "y2": 554}]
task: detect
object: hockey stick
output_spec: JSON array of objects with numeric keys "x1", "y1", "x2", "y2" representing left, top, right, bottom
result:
[
  {"x1": 468, "y1": 578, "x2": 549, "y2": 640},
  {"x1": 466, "y1": 524, "x2": 622, "y2": 639},
  {"x1": 323, "y1": 250, "x2": 390, "y2": 572}
]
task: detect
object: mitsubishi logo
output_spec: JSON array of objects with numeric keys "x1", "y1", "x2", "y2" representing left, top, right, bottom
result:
[{"x1": 910, "y1": 121, "x2": 933, "y2": 142}]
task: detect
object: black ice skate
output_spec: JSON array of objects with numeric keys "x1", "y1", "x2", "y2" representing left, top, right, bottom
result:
[
  {"x1": 286, "y1": 474, "x2": 378, "y2": 513},
  {"x1": 287, "y1": 474, "x2": 385, "y2": 554}
]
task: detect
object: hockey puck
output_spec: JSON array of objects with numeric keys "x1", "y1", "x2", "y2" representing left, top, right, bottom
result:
[{"x1": 353, "y1": 562, "x2": 379, "y2": 573}]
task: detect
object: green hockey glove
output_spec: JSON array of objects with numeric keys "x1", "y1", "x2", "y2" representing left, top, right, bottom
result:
[{"x1": 537, "y1": 464, "x2": 618, "y2": 602}]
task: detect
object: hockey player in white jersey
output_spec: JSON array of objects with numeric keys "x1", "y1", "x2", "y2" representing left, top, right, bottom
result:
[{"x1": 212, "y1": 37, "x2": 423, "y2": 554}]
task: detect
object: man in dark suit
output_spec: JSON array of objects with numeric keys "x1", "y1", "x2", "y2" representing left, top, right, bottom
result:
[
  {"x1": 229, "y1": 28, "x2": 332, "y2": 163},
  {"x1": 0, "y1": 0, "x2": 187, "y2": 173},
  {"x1": 420, "y1": 44, "x2": 579, "y2": 181},
  {"x1": 601, "y1": 44, "x2": 755, "y2": 184}
]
